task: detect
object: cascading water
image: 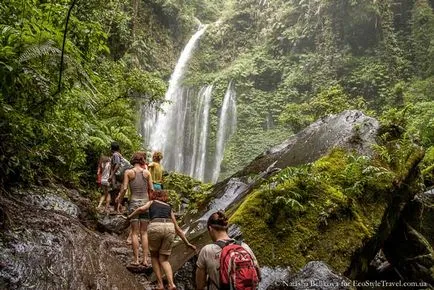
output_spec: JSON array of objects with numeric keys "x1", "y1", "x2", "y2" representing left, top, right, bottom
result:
[
  {"x1": 191, "y1": 85, "x2": 213, "y2": 181},
  {"x1": 146, "y1": 25, "x2": 208, "y2": 171},
  {"x1": 143, "y1": 25, "x2": 237, "y2": 183},
  {"x1": 212, "y1": 81, "x2": 237, "y2": 183}
]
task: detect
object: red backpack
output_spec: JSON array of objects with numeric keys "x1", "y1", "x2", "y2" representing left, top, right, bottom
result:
[{"x1": 214, "y1": 239, "x2": 260, "y2": 290}]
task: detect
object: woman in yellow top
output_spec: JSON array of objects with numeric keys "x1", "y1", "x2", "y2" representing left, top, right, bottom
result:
[{"x1": 148, "y1": 151, "x2": 164, "y2": 190}]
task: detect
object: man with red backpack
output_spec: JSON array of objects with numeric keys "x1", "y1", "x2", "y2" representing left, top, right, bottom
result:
[{"x1": 196, "y1": 211, "x2": 261, "y2": 290}]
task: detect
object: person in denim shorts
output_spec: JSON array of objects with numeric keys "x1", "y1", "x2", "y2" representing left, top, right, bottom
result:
[
  {"x1": 116, "y1": 152, "x2": 153, "y2": 267},
  {"x1": 128, "y1": 190, "x2": 196, "y2": 290}
]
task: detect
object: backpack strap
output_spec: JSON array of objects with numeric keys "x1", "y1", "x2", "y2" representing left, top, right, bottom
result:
[{"x1": 214, "y1": 239, "x2": 239, "y2": 249}]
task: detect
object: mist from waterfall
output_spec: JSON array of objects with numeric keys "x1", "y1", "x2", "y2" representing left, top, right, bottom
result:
[{"x1": 212, "y1": 81, "x2": 237, "y2": 183}]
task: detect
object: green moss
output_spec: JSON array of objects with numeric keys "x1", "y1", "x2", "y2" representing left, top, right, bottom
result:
[
  {"x1": 325, "y1": 186, "x2": 347, "y2": 202},
  {"x1": 164, "y1": 172, "x2": 212, "y2": 211},
  {"x1": 228, "y1": 149, "x2": 391, "y2": 272},
  {"x1": 312, "y1": 149, "x2": 348, "y2": 175}
]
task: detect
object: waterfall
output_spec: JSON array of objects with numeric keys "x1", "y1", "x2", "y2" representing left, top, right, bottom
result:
[
  {"x1": 212, "y1": 81, "x2": 237, "y2": 183},
  {"x1": 146, "y1": 25, "x2": 208, "y2": 173},
  {"x1": 192, "y1": 85, "x2": 213, "y2": 181}
]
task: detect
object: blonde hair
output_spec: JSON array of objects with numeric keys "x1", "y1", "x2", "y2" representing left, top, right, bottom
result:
[{"x1": 153, "y1": 151, "x2": 163, "y2": 161}]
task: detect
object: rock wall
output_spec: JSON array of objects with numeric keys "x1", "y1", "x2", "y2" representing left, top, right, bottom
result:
[{"x1": 0, "y1": 186, "x2": 146, "y2": 289}]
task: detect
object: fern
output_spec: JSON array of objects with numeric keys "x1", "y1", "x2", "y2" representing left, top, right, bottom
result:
[{"x1": 19, "y1": 40, "x2": 60, "y2": 63}]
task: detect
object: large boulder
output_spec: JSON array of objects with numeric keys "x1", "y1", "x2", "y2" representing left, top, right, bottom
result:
[
  {"x1": 236, "y1": 110, "x2": 379, "y2": 177},
  {"x1": 173, "y1": 110, "x2": 381, "y2": 275}
]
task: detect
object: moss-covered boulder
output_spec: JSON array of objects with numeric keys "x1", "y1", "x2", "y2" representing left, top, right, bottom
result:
[{"x1": 230, "y1": 149, "x2": 390, "y2": 272}]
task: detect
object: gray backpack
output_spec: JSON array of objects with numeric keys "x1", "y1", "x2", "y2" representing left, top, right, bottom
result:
[{"x1": 115, "y1": 155, "x2": 132, "y2": 183}]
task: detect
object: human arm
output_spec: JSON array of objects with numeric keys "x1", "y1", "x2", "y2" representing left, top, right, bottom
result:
[
  {"x1": 127, "y1": 201, "x2": 152, "y2": 219},
  {"x1": 195, "y1": 267, "x2": 207, "y2": 290},
  {"x1": 144, "y1": 170, "x2": 154, "y2": 195},
  {"x1": 97, "y1": 162, "x2": 102, "y2": 175},
  {"x1": 171, "y1": 211, "x2": 196, "y2": 250}
]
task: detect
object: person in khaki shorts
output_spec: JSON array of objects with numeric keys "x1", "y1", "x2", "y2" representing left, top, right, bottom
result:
[{"x1": 128, "y1": 190, "x2": 196, "y2": 290}]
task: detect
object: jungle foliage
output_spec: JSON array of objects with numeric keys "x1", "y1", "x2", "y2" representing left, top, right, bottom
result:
[
  {"x1": 0, "y1": 0, "x2": 211, "y2": 187},
  {"x1": 1, "y1": 0, "x2": 433, "y2": 189},
  {"x1": 185, "y1": 0, "x2": 434, "y2": 179}
]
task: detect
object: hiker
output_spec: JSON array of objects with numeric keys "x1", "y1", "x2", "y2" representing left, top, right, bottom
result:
[
  {"x1": 128, "y1": 190, "x2": 196, "y2": 290},
  {"x1": 109, "y1": 142, "x2": 123, "y2": 210},
  {"x1": 148, "y1": 151, "x2": 164, "y2": 190},
  {"x1": 126, "y1": 151, "x2": 148, "y2": 244},
  {"x1": 97, "y1": 155, "x2": 111, "y2": 212},
  {"x1": 195, "y1": 211, "x2": 261, "y2": 290},
  {"x1": 109, "y1": 142, "x2": 122, "y2": 189},
  {"x1": 116, "y1": 152, "x2": 153, "y2": 267}
]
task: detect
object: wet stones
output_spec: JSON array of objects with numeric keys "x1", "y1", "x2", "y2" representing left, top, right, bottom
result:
[
  {"x1": 97, "y1": 214, "x2": 129, "y2": 234},
  {"x1": 266, "y1": 261, "x2": 351, "y2": 290}
]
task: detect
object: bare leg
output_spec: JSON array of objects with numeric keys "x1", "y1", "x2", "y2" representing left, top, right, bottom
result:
[
  {"x1": 159, "y1": 254, "x2": 175, "y2": 289},
  {"x1": 103, "y1": 185, "x2": 110, "y2": 211},
  {"x1": 130, "y1": 221, "x2": 140, "y2": 265},
  {"x1": 140, "y1": 220, "x2": 149, "y2": 266},
  {"x1": 97, "y1": 193, "x2": 104, "y2": 208},
  {"x1": 151, "y1": 251, "x2": 164, "y2": 289},
  {"x1": 116, "y1": 199, "x2": 121, "y2": 213},
  {"x1": 126, "y1": 227, "x2": 132, "y2": 245}
]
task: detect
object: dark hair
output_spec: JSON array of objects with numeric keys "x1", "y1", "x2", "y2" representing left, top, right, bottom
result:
[
  {"x1": 130, "y1": 152, "x2": 145, "y2": 165},
  {"x1": 207, "y1": 211, "x2": 228, "y2": 230},
  {"x1": 111, "y1": 142, "x2": 120, "y2": 152},
  {"x1": 151, "y1": 190, "x2": 169, "y2": 202}
]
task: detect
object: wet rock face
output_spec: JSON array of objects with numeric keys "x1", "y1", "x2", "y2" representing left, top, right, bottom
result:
[
  {"x1": 237, "y1": 110, "x2": 379, "y2": 177},
  {"x1": 259, "y1": 266, "x2": 291, "y2": 290},
  {"x1": 266, "y1": 261, "x2": 351, "y2": 290},
  {"x1": 0, "y1": 186, "x2": 146, "y2": 289}
]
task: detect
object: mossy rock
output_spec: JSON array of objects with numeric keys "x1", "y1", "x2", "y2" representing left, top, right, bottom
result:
[
  {"x1": 164, "y1": 172, "x2": 213, "y2": 211},
  {"x1": 229, "y1": 149, "x2": 391, "y2": 273}
]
